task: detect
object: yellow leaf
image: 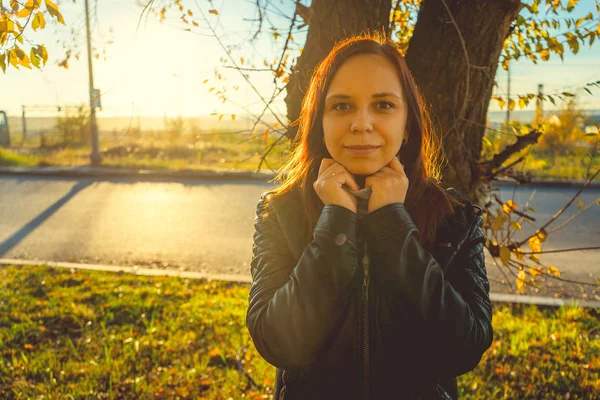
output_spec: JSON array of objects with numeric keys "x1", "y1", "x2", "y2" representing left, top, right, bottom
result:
[
  {"x1": 528, "y1": 236, "x2": 542, "y2": 253},
  {"x1": 208, "y1": 9, "x2": 219, "y2": 15},
  {"x1": 218, "y1": 114, "x2": 223, "y2": 121},
  {"x1": 263, "y1": 128, "x2": 269, "y2": 141},
  {"x1": 499, "y1": 246, "x2": 511, "y2": 265},
  {"x1": 502, "y1": 200, "x2": 518, "y2": 214},
  {"x1": 529, "y1": 254, "x2": 539, "y2": 263},
  {"x1": 19, "y1": 53, "x2": 32, "y2": 69},
  {"x1": 492, "y1": 213, "x2": 507, "y2": 231},
  {"x1": 510, "y1": 221, "x2": 522, "y2": 231},
  {"x1": 30, "y1": 48, "x2": 40, "y2": 68},
  {"x1": 547, "y1": 265, "x2": 560, "y2": 277},
  {"x1": 518, "y1": 97, "x2": 526, "y2": 109},
  {"x1": 39, "y1": 44, "x2": 47, "y2": 63},
  {"x1": 514, "y1": 247, "x2": 525, "y2": 260},
  {"x1": 8, "y1": 49, "x2": 20, "y2": 67},
  {"x1": 516, "y1": 270, "x2": 526, "y2": 293},
  {"x1": 529, "y1": 266, "x2": 542, "y2": 277},
  {"x1": 17, "y1": 7, "x2": 31, "y2": 18},
  {"x1": 540, "y1": 49, "x2": 550, "y2": 61},
  {"x1": 14, "y1": 47, "x2": 25, "y2": 61},
  {"x1": 203, "y1": 79, "x2": 208, "y2": 84},
  {"x1": 535, "y1": 228, "x2": 548, "y2": 243},
  {"x1": 231, "y1": 114, "x2": 236, "y2": 121},
  {"x1": 44, "y1": 0, "x2": 65, "y2": 24},
  {"x1": 0, "y1": 53, "x2": 6, "y2": 73},
  {"x1": 497, "y1": 97, "x2": 506, "y2": 110},
  {"x1": 577, "y1": 200, "x2": 584, "y2": 209},
  {"x1": 32, "y1": 12, "x2": 45, "y2": 31},
  {"x1": 187, "y1": 9, "x2": 193, "y2": 16},
  {"x1": 508, "y1": 99, "x2": 515, "y2": 111}
]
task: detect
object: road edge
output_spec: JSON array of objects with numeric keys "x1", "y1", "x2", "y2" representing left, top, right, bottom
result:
[{"x1": 1, "y1": 166, "x2": 599, "y2": 188}]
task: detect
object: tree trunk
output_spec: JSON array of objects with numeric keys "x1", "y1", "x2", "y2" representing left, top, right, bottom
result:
[
  {"x1": 284, "y1": 0, "x2": 392, "y2": 138},
  {"x1": 405, "y1": 0, "x2": 522, "y2": 205}
]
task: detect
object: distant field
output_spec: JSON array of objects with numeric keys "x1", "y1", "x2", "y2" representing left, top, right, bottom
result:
[{"x1": 1, "y1": 129, "x2": 599, "y2": 182}]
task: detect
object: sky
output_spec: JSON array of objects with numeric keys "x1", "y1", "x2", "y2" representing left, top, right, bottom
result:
[{"x1": 0, "y1": 0, "x2": 599, "y2": 123}]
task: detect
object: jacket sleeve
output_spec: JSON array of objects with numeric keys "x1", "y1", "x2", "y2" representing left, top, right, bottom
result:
[
  {"x1": 363, "y1": 203, "x2": 493, "y2": 377},
  {"x1": 246, "y1": 193, "x2": 360, "y2": 370}
]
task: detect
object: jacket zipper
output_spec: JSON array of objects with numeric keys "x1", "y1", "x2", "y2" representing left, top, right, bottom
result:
[{"x1": 361, "y1": 241, "x2": 370, "y2": 400}]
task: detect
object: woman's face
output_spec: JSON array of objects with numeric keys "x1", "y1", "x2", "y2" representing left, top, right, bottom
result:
[{"x1": 322, "y1": 53, "x2": 408, "y2": 176}]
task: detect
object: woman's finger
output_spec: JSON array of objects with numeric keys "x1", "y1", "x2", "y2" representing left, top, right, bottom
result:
[
  {"x1": 318, "y1": 158, "x2": 336, "y2": 177},
  {"x1": 341, "y1": 171, "x2": 360, "y2": 191}
]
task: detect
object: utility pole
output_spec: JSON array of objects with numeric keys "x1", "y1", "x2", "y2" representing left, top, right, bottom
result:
[
  {"x1": 505, "y1": 65, "x2": 511, "y2": 128},
  {"x1": 85, "y1": 0, "x2": 102, "y2": 165},
  {"x1": 535, "y1": 84, "x2": 544, "y2": 126},
  {"x1": 21, "y1": 105, "x2": 27, "y2": 144}
]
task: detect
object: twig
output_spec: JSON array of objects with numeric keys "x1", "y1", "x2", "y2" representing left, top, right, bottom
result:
[
  {"x1": 255, "y1": 134, "x2": 287, "y2": 173},
  {"x1": 492, "y1": 194, "x2": 536, "y2": 222},
  {"x1": 547, "y1": 199, "x2": 598, "y2": 234},
  {"x1": 482, "y1": 130, "x2": 542, "y2": 175},
  {"x1": 235, "y1": 346, "x2": 262, "y2": 390},
  {"x1": 223, "y1": 66, "x2": 273, "y2": 72},
  {"x1": 516, "y1": 167, "x2": 600, "y2": 247},
  {"x1": 489, "y1": 249, "x2": 515, "y2": 291},
  {"x1": 506, "y1": 259, "x2": 599, "y2": 287},
  {"x1": 193, "y1": 0, "x2": 287, "y2": 129},
  {"x1": 521, "y1": 246, "x2": 600, "y2": 255}
]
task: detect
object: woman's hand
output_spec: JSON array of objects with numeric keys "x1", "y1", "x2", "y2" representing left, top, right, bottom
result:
[
  {"x1": 313, "y1": 158, "x2": 360, "y2": 214},
  {"x1": 365, "y1": 157, "x2": 409, "y2": 213}
]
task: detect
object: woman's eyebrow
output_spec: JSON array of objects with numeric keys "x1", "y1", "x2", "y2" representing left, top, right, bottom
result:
[{"x1": 326, "y1": 92, "x2": 401, "y2": 100}]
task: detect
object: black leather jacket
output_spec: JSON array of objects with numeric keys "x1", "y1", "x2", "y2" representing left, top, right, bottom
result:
[{"x1": 246, "y1": 186, "x2": 493, "y2": 400}]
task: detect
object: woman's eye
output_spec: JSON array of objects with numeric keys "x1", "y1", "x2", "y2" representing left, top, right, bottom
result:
[
  {"x1": 332, "y1": 103, "x2": 351, "y2": 111},
  {"x1": 377, "y1": 101, "x2": 395, "y2": 110}
]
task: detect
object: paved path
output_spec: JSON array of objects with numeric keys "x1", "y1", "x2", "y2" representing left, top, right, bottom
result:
[{"x1": 1, "y1": 175, "x2": 598, "y2": 299}]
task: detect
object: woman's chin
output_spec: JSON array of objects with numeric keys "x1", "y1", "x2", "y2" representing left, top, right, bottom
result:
[
  {"x1": 344, "y1": 165, "x2": 382, "y2": 176},
  {"x1": 333, "y1": 157, "x2": 386, "y2": 176}
]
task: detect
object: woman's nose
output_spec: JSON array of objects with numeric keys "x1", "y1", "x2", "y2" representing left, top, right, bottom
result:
[{"x1": 350, "y1": 108, "x2": 373, "y2": 133}]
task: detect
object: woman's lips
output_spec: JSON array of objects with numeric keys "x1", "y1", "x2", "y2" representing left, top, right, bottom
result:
[{"x1": 344, "y1": 146, "x2": 380, "y2": 156}]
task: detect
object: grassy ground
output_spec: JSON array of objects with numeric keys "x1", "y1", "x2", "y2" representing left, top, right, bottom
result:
[
  {"x1": 2, "y1": 132, "x2": 289, "y2": 174},
  {"x1": 2, "y1": 131, "x2": 599, "y2": 181},
  {"x1": 1, "y1": 265, "x2": 598, "y2": 399}
]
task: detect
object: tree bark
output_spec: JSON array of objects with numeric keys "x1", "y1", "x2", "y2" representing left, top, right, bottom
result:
[
  {"x1": 284, "y1": 0, "x2": 392, "y2": 138},
  {"x1": 405, "y1": 0, "x2": 522, "y2": 205}
]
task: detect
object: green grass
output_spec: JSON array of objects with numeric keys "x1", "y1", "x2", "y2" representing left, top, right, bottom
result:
[
  {"x1": 5, "y1": 133, "x2": 289, "y2": 173},
  {"x1": 1, "y1": 265, "x2": 598, "y2": 399},
  {"x1": 517, "y1": 151, "x2": 600, "y2": 182},
  {"x1": 0, "y1": 148, "x2": 40, "y2": 167}
]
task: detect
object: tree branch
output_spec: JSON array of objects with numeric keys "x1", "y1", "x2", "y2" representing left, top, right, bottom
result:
[{"x1": 482, "y1": 129, "x2": 542, "y2": 176}]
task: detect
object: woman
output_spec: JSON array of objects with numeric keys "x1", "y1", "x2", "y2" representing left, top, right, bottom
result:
[{"x1": 246, "y1": 33, "x2": 493, "y2": 400}]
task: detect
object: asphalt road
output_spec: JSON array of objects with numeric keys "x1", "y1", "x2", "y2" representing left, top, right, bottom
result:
[{"x1": 1, "y1": 175, "x2": 598, "y2": 297}]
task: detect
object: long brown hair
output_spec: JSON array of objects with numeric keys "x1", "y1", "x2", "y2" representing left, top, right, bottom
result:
[{"x1": 266, "y1": 32, "x2": 463, "y2": 249}]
